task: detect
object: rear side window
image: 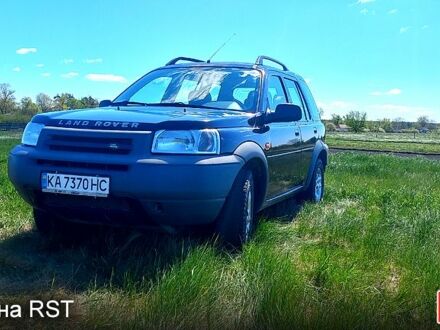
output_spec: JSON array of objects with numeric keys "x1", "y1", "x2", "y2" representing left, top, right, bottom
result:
[
  {"x1": 297, "y1": 81, "x2": 320, "y2": 121},
  {"x1": 267, "y1": 76, "x2": 287, "y2": 111},
  {"x1": 283, "y1": 78, "x2": 309, "y2": 121}
]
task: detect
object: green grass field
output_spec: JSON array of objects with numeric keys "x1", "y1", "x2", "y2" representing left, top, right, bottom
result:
[
  {"x1": 327, "y1": 132, "x2": 440, "y2": 154},
  {"x1": 1, "y1": 138, "x2": 440, "y2": 329}
]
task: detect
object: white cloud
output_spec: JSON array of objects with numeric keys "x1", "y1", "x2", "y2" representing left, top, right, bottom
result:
[
  {"x1": 36, "y1": 63, "x2": 44, "y2": 68},
  {"x1": 357, "y1": 0, "x2": 375, "y2": 3},
  {"x1": 370, "y1": 88, "x2": 402, "y2": 96},
  {"x1": 12, "y1": 67, "x2": 21, "y2": 72},
  {"x1": 360, "y1": 8, "x2": 368, "y2": 15},
  {"x1": 400, "y1": 26, "x2": 411, "y2": 33},
  {"x1": 63, "y1": 58, "x2": 74, "y2": 64},
  {"x1": 41, "y1": 72, "x2": 51, "y2": 77},
  {"x1": 388, "y1": 9, "x2": 398, "y2": 15},
  {"x1": 85, "y1": 58, "x2": 103, "y2": 64},
  {"x1": 61, "y1": 72, "x2": 79, "y2": 79},
  {"x1": 16, "y1": 47, "x2": 37, "y2": 55},
  {"x1": 85, "y1": 73, "x2": 127, "y2": 83},
  {"x1": 422, "y1": 25, "x2": 429, "y2": 30}
]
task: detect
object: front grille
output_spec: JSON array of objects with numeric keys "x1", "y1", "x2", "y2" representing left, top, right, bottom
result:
[
  {"x1": 46, "y1": 134, "x2": 133, "y2": 155},
  {"x1": 37, "y1": 159, "x2": 128, "y2": 171}
]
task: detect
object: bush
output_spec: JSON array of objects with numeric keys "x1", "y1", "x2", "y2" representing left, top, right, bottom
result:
[
  {"x1": 343, "y1": 111, "x2": 367, "y2": 133},
  {"x1": 0, "y1": 112, "x2": 32, "y2": 123},
  {"x1": 326, "y1": 122, "x2": 336, "y2": 132}
]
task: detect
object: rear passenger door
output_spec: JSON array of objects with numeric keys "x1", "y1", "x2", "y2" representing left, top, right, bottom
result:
[{"x1": 283, "y1": 78, "x2": 315, "y2": 182}]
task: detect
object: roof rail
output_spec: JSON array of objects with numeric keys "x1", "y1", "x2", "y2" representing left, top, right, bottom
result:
[
  {"x1": 166, "y1": 57, "x2": 205, "y2": 66},
  {"x1": 255, "y1": 56, "x2": 288, "y2": 71}
]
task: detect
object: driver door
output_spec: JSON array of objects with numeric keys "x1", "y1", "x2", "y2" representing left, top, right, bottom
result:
[{"x1": 265, "y1": 75, "x2": 303, "y2": 200}]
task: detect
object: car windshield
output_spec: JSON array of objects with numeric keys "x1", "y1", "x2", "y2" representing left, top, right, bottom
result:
[{"x1": 113, "y1": 67, "x2": 261, "y2": 112}]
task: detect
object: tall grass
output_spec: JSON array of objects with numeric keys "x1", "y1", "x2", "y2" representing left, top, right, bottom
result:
[{"x1": 1, "y1": 139, "x2": 440, "y2": 328}]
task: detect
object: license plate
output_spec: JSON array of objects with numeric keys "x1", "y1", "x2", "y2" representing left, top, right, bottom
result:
[{"x1": 41, "y1": 173, "x2": 110, "y2": 197}]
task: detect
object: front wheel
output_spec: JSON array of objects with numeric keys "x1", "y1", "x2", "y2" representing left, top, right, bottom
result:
[
  {"x1": 303, "y1": 159, "x2": 325, "y2": 203},
  {"x1": 215, "y1": 169, "x2": 255, "y2": 248}
]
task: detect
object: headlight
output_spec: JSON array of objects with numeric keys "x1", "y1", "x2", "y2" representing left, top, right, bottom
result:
[
  {"x1": 152, "y1": 129, "x2": 220, "y2": 154},
  {"x1": 22, "y1": 122, "x2": 45, "y2": 146}
]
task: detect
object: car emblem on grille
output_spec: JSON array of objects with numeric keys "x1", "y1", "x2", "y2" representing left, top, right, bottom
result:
[{"x1": 108, "y1": 143, "x2": 119, "y2": 149}]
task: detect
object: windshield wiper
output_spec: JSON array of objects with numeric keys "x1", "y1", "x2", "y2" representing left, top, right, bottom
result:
[
  {"x1": 146, "y1": 102, "x2": 223, "y2": 110},
  {"x1": 111, "y1": 100, "x2": 148, "y2": 107}
]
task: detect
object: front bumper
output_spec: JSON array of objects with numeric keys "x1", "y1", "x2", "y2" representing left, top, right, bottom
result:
[{"x1": 8, "y1": 144, "x2": 244, "y2": 226}]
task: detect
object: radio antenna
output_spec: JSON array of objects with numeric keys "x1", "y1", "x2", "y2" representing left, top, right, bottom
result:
[{"x1": 207, "y1": 33, "x2": 236, "y2": 63}]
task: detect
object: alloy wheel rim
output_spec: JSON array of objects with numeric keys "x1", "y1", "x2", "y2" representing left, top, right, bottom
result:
[
  {"x1": 244, "y1": 182, "x2": 253, "y2": 241},
  {"x1": 314, "y1": 168, "x2": 323, "y2": 201}
]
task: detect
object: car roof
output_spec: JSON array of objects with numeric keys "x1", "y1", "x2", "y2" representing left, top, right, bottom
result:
[{"x1": 156, "y1": 58, "x2": 305, "y2": 82}]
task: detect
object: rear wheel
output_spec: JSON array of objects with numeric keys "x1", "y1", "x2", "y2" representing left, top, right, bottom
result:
[
  {"x1": 215, "y1": 169, "x2": 255, "y2": 248},
  {"x1": 304, "y1": 159, "x2": 325, "y2": 203}
]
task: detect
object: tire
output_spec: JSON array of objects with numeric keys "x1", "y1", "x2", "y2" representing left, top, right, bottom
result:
[
  {"x1": 215, "y1": 169, "x2": 255, "y2": 248},
  {"x1": 304, "y1": 159, "x2": 325, "y2": 203}
]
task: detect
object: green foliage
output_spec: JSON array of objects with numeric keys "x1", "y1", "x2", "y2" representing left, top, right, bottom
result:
[
  {"x1": 378, "y1": 118, "x2": 392, "y2": 132},
  {"x1": 343, "y1": 111, "x2": 367, "y2": 133},
  {"x1": 1, "y1": 138, "x2": 440, "y2": 328},
  {"x1": 20, "y1": 97, "x2": 39, "y2": 116},
  {"x1": 0, "y1": 83, "x2": 99, "y2": 122},
  {"x1": 417, "y1": 116, "x2": 429, "y2": 128},
  {"x1": 327, "y1": 131, "x2": 440, "y2": 153},
  {"x1": 325, "y1": 122, "x2": 337, "y2": 132},
  {"x1": 0, "y1": 83, "x2": 16, "y2": 114},
  {"x1": 331, "y1": 113, "x2": 342, "y2": 126}
]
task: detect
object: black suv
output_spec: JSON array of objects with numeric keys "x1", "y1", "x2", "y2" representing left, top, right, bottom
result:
[{"x1": 8, "y1": 55, "x2": 328, "y2": 247}]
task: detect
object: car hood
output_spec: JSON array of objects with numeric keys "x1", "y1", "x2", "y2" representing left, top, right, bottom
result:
[{"x1": 33, "y1": 106, "x2": 255, "y2": 130}]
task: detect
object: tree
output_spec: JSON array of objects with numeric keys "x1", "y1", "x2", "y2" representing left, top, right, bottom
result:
[
  {"x1": 36, "y1": 93, "x2": 53, "y2": 112},
  {"x1": 20, "y1": 97, "x2": 39, "y2": 116},
  {"x1": 391, "y1": 117, "x2": 405, "y2": 131},
  {"x1": 343, "y1": 111, "x2": 367, "y2": 133},
  {"x1": 80, "y1": 96, "x2": 99, "y2": 108},
  {"x1": 378, "y1": 118, "x2": 392, "y2": 132},
  {"x1": 417, "y1": 116, "x2": 429, "y2": 129},
  {"x1": 331, "y1": 114, "x2": 343, "y2": 126},
  {"x1": 54, "y1": 93, "x2": 76, "y2": 110},
  {"x1": 0, "y1": 83, "x2": 16, "y2": 114}
]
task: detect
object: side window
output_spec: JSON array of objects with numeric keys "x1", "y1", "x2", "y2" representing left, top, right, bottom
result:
[
  {"x1": 267, "y1": 76, "x2": 287, "y2": 111},
  {"x1": 283, "y1": 78, "x2": 308, "y2": 121},
  {"x1": 297, "y1": 81, "x2": 320, "y2": 121}
]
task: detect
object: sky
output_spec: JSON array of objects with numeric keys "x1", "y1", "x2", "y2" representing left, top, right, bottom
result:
[{"x1": 0, "y1": 0, "x2": 439, "y2": 122}]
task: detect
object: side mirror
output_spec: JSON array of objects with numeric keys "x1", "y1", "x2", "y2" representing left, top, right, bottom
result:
[
  {"x1": 266, "y1": 104, "x2": 302, "y2": 123},
  {"x1": 99, "y1": 99, "x2": 113, "y2": 107}
]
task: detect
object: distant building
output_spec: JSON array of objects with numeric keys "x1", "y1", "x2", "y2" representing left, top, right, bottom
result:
[{"x1": 336, "y1": 124, "x2": 351, "y2": 132}]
